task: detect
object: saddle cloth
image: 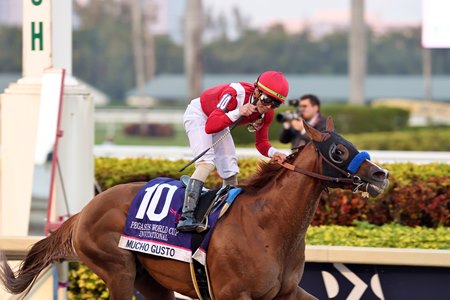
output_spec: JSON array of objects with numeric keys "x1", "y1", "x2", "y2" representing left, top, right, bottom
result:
[{"x1": 118, "y1": 177, "x2": 242, "y2": 265}]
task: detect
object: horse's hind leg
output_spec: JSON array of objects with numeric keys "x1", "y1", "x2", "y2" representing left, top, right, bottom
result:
[
  {"x1": 77, "y1": 248, "x2": 137, "y2": 300},
  {"x1": 134, "y1": 263, "x2": 175, "y2": 300}
]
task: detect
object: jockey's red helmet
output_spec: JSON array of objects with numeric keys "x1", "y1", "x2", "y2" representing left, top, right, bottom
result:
[{"x1": 255, "y1": 71, "x2": 289, "y2": 103}]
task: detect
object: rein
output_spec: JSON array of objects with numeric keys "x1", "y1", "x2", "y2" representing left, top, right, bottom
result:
[
  {"x1": 274, "y1": 148, "x2": 362, "y2": 186},
  {"x1": 276, "y1": 158, "x2": 355, "y2": 185}
]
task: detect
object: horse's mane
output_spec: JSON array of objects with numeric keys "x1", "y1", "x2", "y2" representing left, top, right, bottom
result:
[{"x1": 239, "y1": 146, "x2": 304, "y2": 191}]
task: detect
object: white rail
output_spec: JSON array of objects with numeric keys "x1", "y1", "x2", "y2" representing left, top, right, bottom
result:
[
  {"x1": 2, "y1": 237, "x2": 448, "y2": 267},
  {"x1": 94, "y1": 145, "x2": 450, "y2": 164}
]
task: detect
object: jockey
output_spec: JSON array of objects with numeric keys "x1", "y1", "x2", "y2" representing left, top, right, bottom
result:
[{"x1": 177, "y1": 71, "x2": 290, "y2": 232}]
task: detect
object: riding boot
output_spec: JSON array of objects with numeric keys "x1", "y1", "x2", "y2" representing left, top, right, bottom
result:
[{"x1": 177, "y1": 178, "x2": 204, "y2": 232}]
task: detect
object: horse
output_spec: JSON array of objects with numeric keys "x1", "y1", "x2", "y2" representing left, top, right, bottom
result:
[{"x1": 0, "y1": 118, "x2": 389, "y2": 300}]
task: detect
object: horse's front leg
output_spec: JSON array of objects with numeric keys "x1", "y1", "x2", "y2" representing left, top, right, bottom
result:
[
  {"x1": 274, "y1": 287, "x2": 318, "y2": 300},
  {"x1": 212, "y1": 285, "x2": 252, "y2": 300}
]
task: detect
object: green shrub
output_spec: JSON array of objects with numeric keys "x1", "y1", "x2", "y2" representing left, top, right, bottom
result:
[
  {"x1": 68, "y1": 262, "x2": 109, "y2": 300},
  {"x1": 382, "y1": 176, "x2": 449, "y2": 227},
  {"x1": 306, "y1": 223, "x2": 450, "y2": 249},
  {"x1": 231, "y1": 104, "x2": 410, "y2": 145},
  {"x1": 95, "y1": 157, "x2": 225, "y2": 191},
  {"x1": 343, "y1": 128, "x2": 450, "y2": 151},
  {"x1": 305, "y1": 163, "x2": 450, "y2": 228},
  {"x1": 313, "y1": 175, "x2": 449, "y2": 228},
  {"x1": 321, "y1": 104, "x2": 409, "y2": 133}
]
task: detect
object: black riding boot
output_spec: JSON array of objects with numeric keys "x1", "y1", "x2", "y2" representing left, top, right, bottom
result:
[{"x1": 177, "y1": 178, "x2": 204, "y2": 232}]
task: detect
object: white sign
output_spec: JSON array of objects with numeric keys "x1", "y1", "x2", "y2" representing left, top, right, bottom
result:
[
  {"x1": 321, "y1": 263, "x2": 385, "y2": 299},
  {"x1": 422, "y1": 0, "x2": 450, "y2": 48},
  {"x1": 23, "y1": 0, "x2": 52, "y2": 77}
]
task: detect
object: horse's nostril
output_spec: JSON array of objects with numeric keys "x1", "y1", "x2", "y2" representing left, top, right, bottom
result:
[{"x1": 373, "y1": 170, "x2": 387, "y2": 180}]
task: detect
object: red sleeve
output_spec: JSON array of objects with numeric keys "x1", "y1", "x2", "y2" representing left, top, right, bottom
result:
[
  {"x1": 255, "y1": 111, "x2": 274, "y2": 157},
  {"x1": 205, "y1": 109, "x2": 235, "y2": 134},
  {"x1": 205, "y1": 90, "x2": 239, "y2": 134}
]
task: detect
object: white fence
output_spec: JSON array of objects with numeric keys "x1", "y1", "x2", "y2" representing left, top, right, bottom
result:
[{"x1": 94, "y1": 145, "x2": 450, "y2": 164}]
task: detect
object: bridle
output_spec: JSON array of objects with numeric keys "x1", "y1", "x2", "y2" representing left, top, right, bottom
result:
[{"x1": 273, "y1": 145, "x2": 369, "y2": 195}]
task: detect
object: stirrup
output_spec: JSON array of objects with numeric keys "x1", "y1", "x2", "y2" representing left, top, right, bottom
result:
[
  {"x1": 177, "y1": 220, "x2": 209, "y2": 233},
  {"x1": 177, "y1": 217, "x2": 203, "y2": 232},
  {"x1": 196, "y1": 219, "x2": 209, "y2": 233}
]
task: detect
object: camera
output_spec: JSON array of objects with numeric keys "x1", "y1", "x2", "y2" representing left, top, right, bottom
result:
[
  {"x1": 288, "y1": 99, "x2": 299, "y2": 107},
  {"x1": 276, "y1": 98, "x2": 301, "y2": 123},
  {"x1": 276, "y1": 110, "x2": 300, "y2": 123}
]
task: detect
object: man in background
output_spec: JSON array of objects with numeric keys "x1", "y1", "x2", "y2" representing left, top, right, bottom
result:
[{"x1": 278, "y1": 94, "x2": 326, "y2": 149}]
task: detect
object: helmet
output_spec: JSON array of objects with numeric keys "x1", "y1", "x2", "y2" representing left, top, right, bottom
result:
[{"x1": 255, "y1": 71, "x2": 289, "y2": 103}]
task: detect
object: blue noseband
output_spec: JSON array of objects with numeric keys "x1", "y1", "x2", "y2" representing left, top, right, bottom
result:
[{"x1": 347, "y1": 151, "x2": 370, "y2": 173}]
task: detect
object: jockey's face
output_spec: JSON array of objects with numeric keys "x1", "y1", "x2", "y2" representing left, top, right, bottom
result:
[{"x1": 254, "y1": 89, "x2": 281, "y2": 114}]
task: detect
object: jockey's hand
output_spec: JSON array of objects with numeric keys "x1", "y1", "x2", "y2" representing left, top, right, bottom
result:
[
  {"x1": 291, "y1": 118, "x2": 304, "y2": 131},
  {"x1": 239, "y1": 103, "x2": 256, "y2": 117},
  {"x1": 271, "y1": 152, "x2": 287, "y2": 163}
]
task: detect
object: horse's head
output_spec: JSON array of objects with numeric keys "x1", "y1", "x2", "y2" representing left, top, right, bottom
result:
[{"x1": 303, "y1": 117, "x2": 389, "y2": 197}]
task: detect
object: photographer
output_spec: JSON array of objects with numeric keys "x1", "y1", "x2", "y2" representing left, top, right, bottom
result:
[{"x1": 278, "y1": 94, "x2": 326, "y2": 148}]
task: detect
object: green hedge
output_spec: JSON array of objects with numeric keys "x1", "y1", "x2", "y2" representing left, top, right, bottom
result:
[
  {"x1": 68, "y1": 263, "x2": 109, "y2": 300},
  {"x1": 343, "y1": 127, "x2": 450, "y2": 151},
  {"x1": 95, "y1": 158, "x2": 448, "y2": 190},
  {"x1": 321, "y1": 104, "x2": 410, "y2": 133},
  {"x1": 313, "y1": 162, "x2": 450, "y2": 228},
  {"x1": 306, "y1": 222, "x2": 450, "y2": 249},
  {"x1": 270, "y1": 127, "x2": 450, "y2": 151},
  {"x1": 231, "y1": 104, "x2": 410, "y2": 145}
]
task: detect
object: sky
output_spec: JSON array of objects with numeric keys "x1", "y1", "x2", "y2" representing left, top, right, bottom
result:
[{"x1": 202, "y1": 0, "x2": 422, "y2": 29}]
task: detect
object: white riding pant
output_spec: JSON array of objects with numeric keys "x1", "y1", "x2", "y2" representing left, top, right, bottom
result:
[{"x1": 184, "y1": 98, "x2": 239, "y2": 179}]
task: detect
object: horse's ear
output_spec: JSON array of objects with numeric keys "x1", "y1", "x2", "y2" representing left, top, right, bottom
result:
[
  {"x1": 303, "y1": 119, "x2": 330, "y2": 142},
  {"x1": 326, "y1": 116, "x2": 335, "y2": 132}
]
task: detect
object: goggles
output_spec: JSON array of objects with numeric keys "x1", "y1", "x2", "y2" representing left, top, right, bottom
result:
[{"x1": 258, "y1": 92, "x2": 282, "y2": 109}]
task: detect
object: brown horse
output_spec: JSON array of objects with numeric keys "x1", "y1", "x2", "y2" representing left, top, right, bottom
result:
[{"x1": 0, "y1": 118, "x2": 388, "y2": 299}]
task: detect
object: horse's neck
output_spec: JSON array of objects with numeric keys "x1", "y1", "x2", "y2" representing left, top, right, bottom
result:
[{"x1": 266, "y1": 145, "x2": 323, "y2": 241}]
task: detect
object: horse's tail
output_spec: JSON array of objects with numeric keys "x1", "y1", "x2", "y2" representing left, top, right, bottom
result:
[{"x1": 0, "y1": 214, "x2": 79, "y2": 295}]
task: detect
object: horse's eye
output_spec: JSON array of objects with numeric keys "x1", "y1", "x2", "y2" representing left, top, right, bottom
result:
[
  {"x1": 331, "y1": 151, "x2": 343, "y2": 163},
  {"x1": 329, "y1": 144, "x2": 349, "y2": 163}
]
